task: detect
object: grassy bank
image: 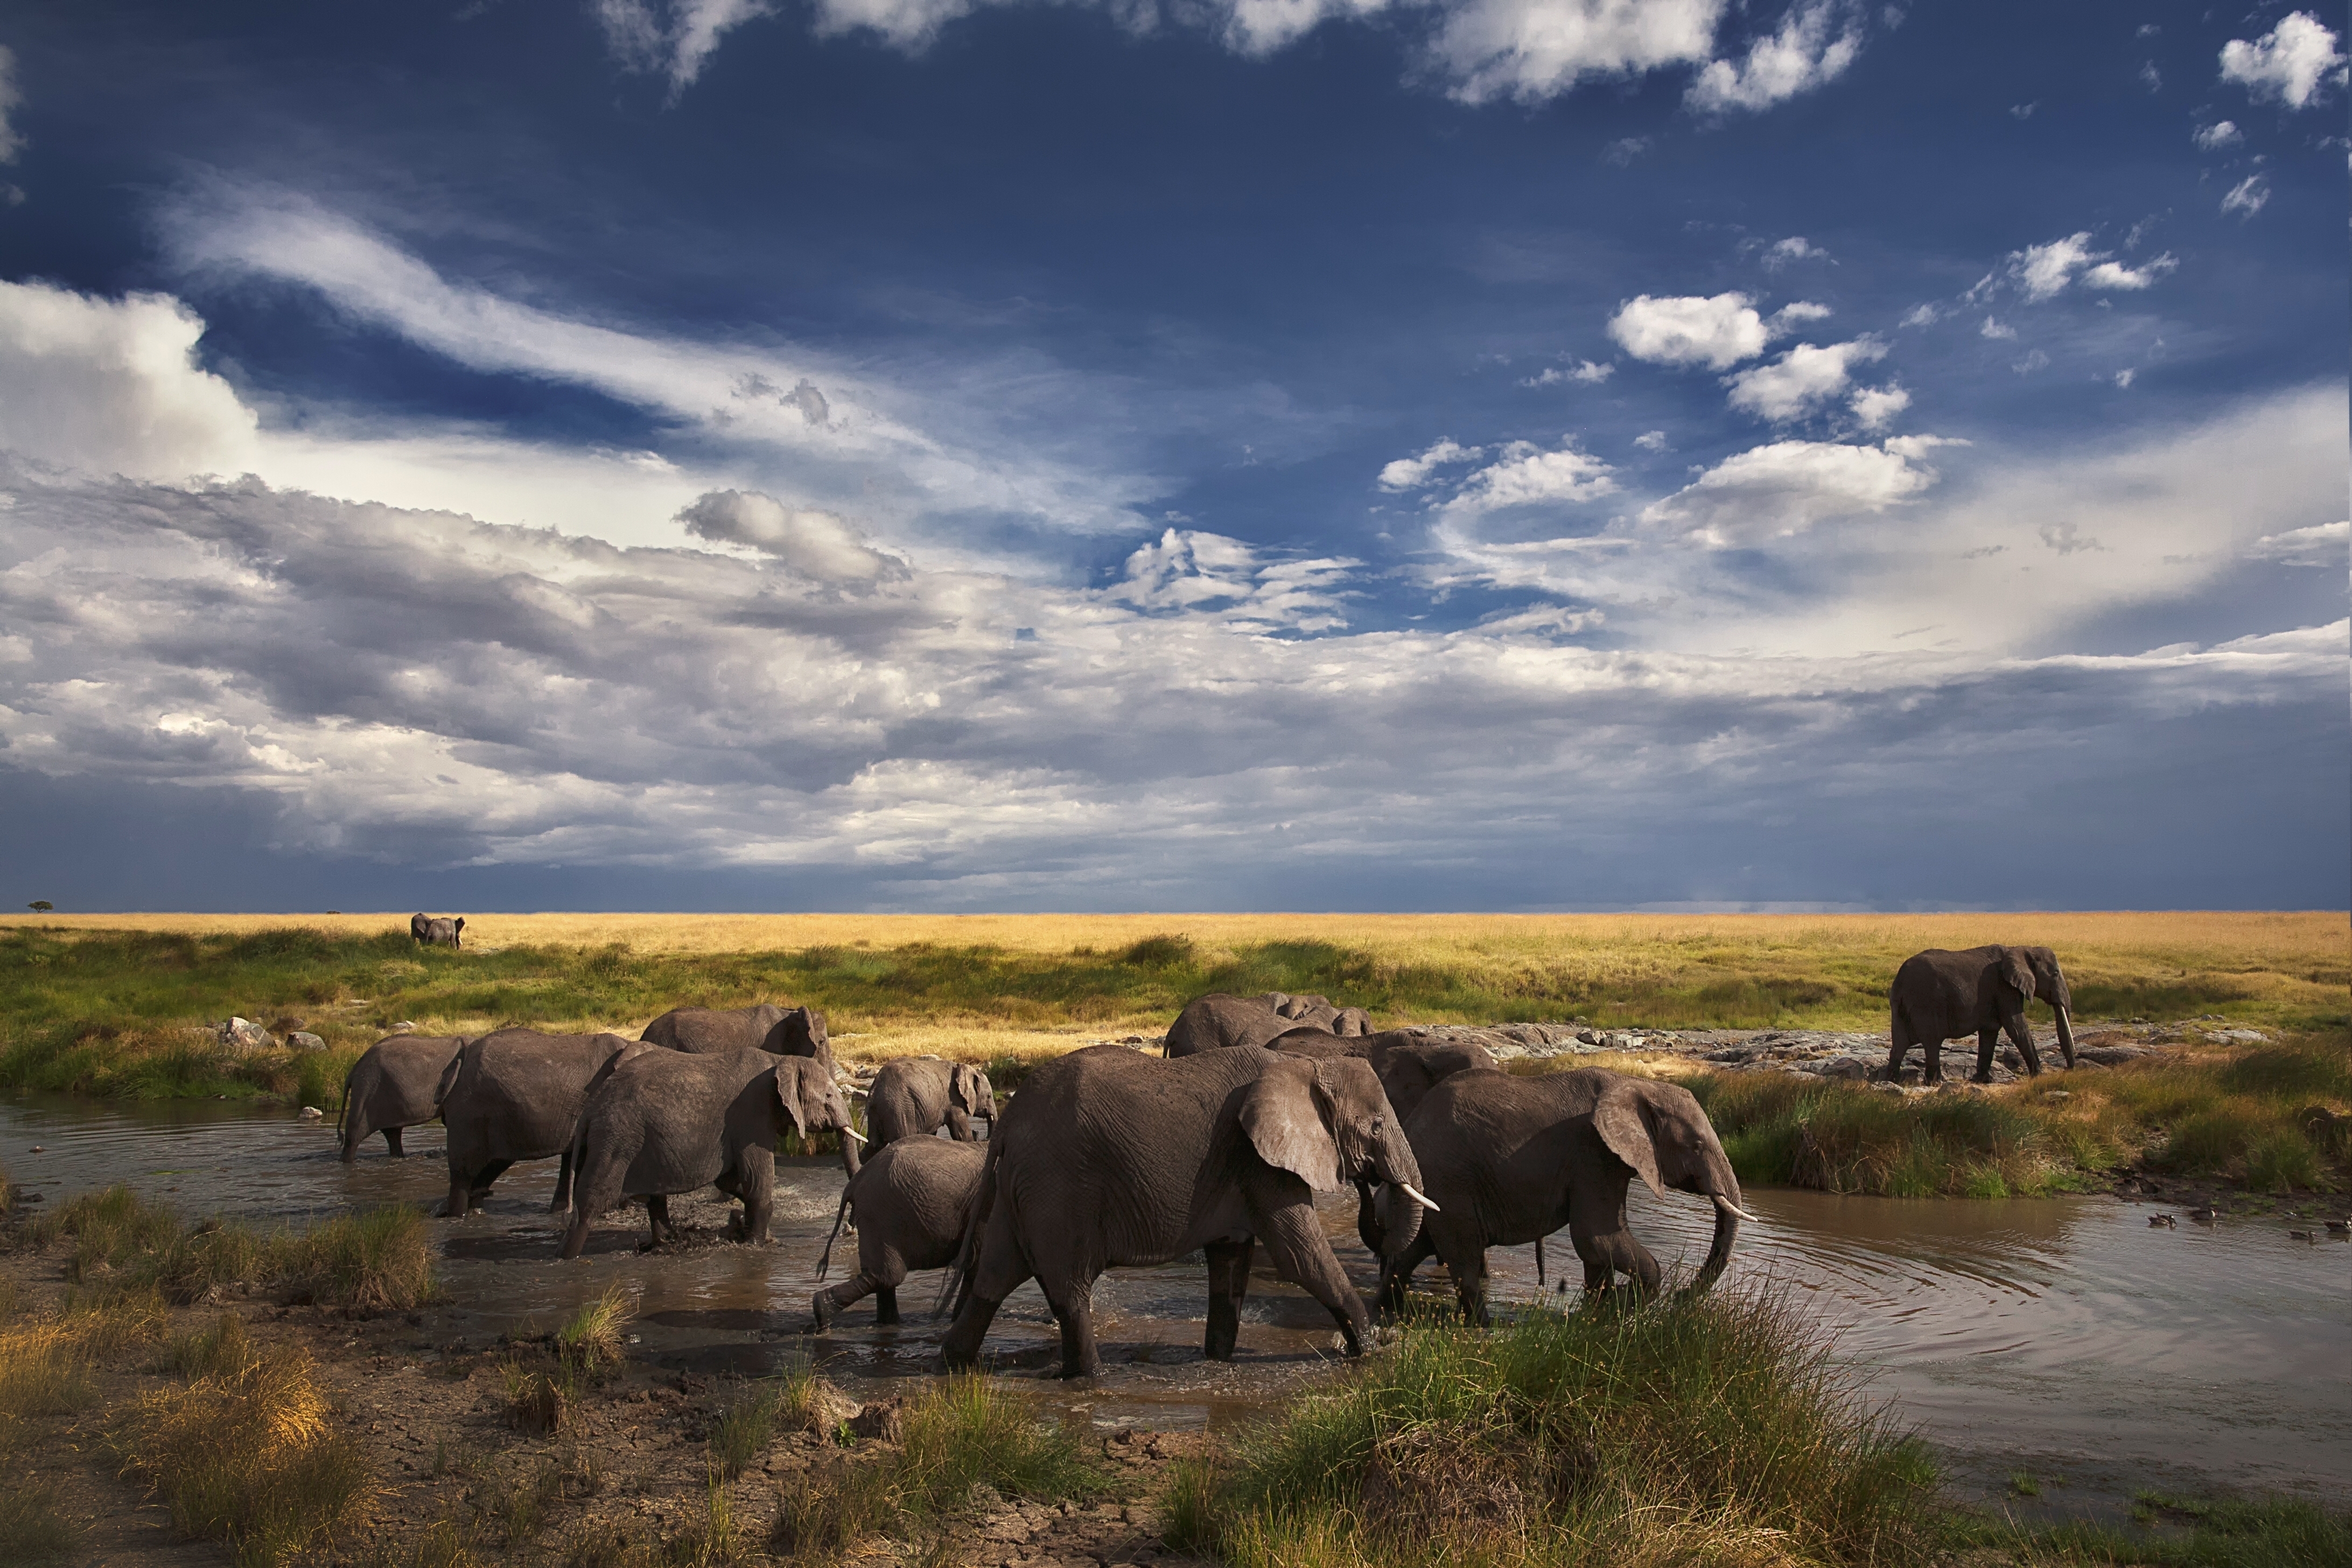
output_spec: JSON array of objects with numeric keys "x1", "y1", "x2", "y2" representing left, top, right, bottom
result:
[
  {"x1": 1678, "y1": 1033, "x2": 2352, "y2": 1199},
  {"x1": 1171, "y1": 1291, "x2": 2352, "y2": 1568},
  {"x1": 1, "y1": 911, "x2": 2342, "y2": 1098},
  {"x1": 18, "y1": 1185, "x2": 437, "y2": 1311}
]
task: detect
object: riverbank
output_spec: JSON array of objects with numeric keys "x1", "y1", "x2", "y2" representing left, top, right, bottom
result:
[{"x1": 0, "y1": 1180, "x2": 2341, "y2": 1568}]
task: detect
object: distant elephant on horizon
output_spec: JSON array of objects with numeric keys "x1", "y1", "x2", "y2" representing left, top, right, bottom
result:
[
  {"x1": 1887, "y1": 945, "x2": 2077, "y2": 1083},
  {"x1": 1382, "y1": 1067, "x2": 1749, "y2": 1325},
  {"x1": 1163, "y1": 992, "x2": 1374, "y2": 1057},
  {"x1": 435, "y1": 1027, "x2": 641, "y2": 1216},
  {"x1": 411, "y1": 914, "x2": 464, "y2": 949},
  {"x1": 562, "y1": 1048, "x2": 862, "y2": 1257},
  {"x1": 862, "y1": 1056, "x2": 995, "y2": 1149},
  {"x1": 340, "y1": 1033, "x2": 464, "y2": 1159},
  {"x1": 812, "y1": 1136, "x2": 984, "y2": 1329}
]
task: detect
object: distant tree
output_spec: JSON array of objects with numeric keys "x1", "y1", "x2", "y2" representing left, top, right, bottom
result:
[{"x1": 27, "y1": 901, "x2": 53, "y2": 912}]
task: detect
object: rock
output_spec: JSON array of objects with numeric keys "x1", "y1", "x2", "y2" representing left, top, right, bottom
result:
[
  {"x1": 287, "y1": 1031, "x2": 327, "y2": 1053},
  {"x1": 218, "y1": 1017, "x2": 274, "y2": 1051},
  {"x1": 1813, "y1": 1056, "x2": 1873, "y2": 1080},
  {"x1": 789, "y1": 1378, "x2": 863, "y2": 1435},
  {"x1": 2204, "y1": 1028, "x2": 2267, "y2": 1044},
  {"x1": 848, "y1": 1398, "x2": 906, "y2": 1444},
  {"x1": 298, "y1": 1105, "x2": 324, "y2": 1120},
  {"x1": 389, "y1": 1021, "x2": 419, "y2": 1033}
]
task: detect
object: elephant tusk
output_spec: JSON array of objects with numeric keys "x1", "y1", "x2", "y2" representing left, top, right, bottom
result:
[
  {"x1": 1712, "y1": 1194, "x2": 1756, "y2": 1222},
  {"x1": 1397, "y1": 1182, "x2": 1441, "y2": 1213},
  {"x1": 841, "y1": 1126, "x2": 869, "y2": 1143}
]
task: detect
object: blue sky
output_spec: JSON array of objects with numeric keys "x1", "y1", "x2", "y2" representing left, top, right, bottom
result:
[{"x1": 0, "y1": 1, "x2": 2342, "y2": 912}]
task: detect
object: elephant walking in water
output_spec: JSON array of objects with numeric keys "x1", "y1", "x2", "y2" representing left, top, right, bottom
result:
[
  {"x1": 941, "y1": 1044, "x2": 1436, "y2": 1378},
  {"x1": 1887, "y1": 945, "x2": 2076, "y2": 1083},
  {"x1": 862, "y1": 1057, "x2": 994, "y2": 1149},
  {"x1": 812, "y1": 1137, "x2": 984, "y2": 1329},
  {"x1": 561, "y1": 1050, "x2": 861, "y2": 1256},
  {"x1": 339, "y1": 1034, "x2": 464, "y2": 1159},
  {"x1": 1382, "y1": 1067, "x2": 1748, "y2": 1325},
  {"x1": 435, "y1": 1028, "x2": 641, "y2": 1216}
]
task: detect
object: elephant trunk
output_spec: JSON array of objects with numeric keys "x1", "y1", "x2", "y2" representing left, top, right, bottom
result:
[
  {"x1": 1691, "y1": 1193, "x2": 1742, "y2": 1293},
  {"x1": 1370, "y1": 1121, "x2": 1430, "y2": 1262}
]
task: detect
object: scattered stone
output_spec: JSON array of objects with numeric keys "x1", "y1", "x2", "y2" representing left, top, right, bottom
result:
[
  {"x1": 218, "y1": 1016, "x2": 274, "y2": 1051},
  {"x1": 298, "y1": 1105, "x2": 324, "y2": 1120},
  {"x1": 287, "y1": 1031, "x2": 327, "y2": 1053},
  {"x1": 389, "y1": 1020, "x2": 419, "y2": 1033}
]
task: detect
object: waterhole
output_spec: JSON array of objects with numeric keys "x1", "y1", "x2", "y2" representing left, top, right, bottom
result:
[{"x1": 1, "y1": 1093, "x2": 2343, "y2": 1522}]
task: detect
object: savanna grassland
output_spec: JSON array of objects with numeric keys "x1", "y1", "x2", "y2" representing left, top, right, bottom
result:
[{"x1": 1, "y1": 910, "x2": 2342, "y2": 1102}]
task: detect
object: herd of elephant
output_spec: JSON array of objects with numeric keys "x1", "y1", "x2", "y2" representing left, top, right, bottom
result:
[{"x1": 335, "y1": 942, "x2": 2075, "y2": 1380}]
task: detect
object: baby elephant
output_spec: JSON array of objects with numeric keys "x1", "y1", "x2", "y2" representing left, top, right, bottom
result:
[
  {"x1": 863, "y1": 1056, "x2": 995, "y2": 1148},
  {"x1": 811, "y1": 1138, "x2": 985, "y2": 1329},
  {"x1": 340, "y1": 1033, "x2": 464, "y2": 1159}
]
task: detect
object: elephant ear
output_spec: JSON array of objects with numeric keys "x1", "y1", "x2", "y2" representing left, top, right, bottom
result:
[
  {"x1": 770, "y1": 1062, "x2": 811, "y2": 1141},
  {"x1": 1998, "y1": 948, "x2": 2037, "y2": 1001},
  {"x1": 1592, "y1": 1082, "x2": 1667, "y2": 1201},
  {"x1": 949, "y1": 1063, "x2": 978, "y2": 1110},
  {"x1": 1240, "y1": 1055, "x2": 1341, "y2": 1192}
]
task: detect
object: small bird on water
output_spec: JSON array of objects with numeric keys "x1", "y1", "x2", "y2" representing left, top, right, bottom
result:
[
  {"x1": 2327, "y1": 1219, "x2": 2349, "y2": 1235},
  {"x1": 2187, "y1": 1205, "x2": 2220, "y2": 1223},
  {"x1": 2148, "y1": 1214, "x2": 2176, "y2": 1228},
  {"x1": 2287, "y1": 1229, "x2": 2318, "y2": 1243}
]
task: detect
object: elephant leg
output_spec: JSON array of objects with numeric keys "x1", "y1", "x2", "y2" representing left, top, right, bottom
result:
[
  {"x1": 1921, "y1": 1031, "x2": 1944, "y2": 1083},
  {"x1": 1570, "y1": 1176, "x2": 1657, "y2": 1293},
  {"x1": 941, "y1": 1206, "x2": 1032, "y2": 1370},
  {"x1": 1354, "y1": 1179, "x2": 1385, "y2": 1257},
  {"x1": 442, "y1": 1170, "x2": 473, "y2": 1218},
  {"x1": 1884, "y1": 1014, "x2": 1913, "y2": 1080},
  {"x1": 874, "y1": 1284, "x2": 901, "y2": 1327},
  {"x1": 813, "y1": 1272, "x2": 876, "y2": 1331},
  {"x1": 1203, "y1": 1238, "x2": 1255, "y2": 1361},
  {"x1": 1251, "y1": 1200, "x2": 1370, "y2": 1356},
  {"x1": 549, "y1": 1150, "x2": 574, "y2": 1213},
  {"x1": 1974, "y1": 1027, "x2": 2000, "y2": 1083},
  {"x1": 1038, "y1": 1275, "x2": 1102, "y2": 1379},
  {"x1": 384, "y1": 1126, "x2": 407, "y2": 1158},
  {"x1": 466, "y1": 1159, "x2": 512, "y2": 1211},
  {"x1": 1379, "y1": 1230, "x2": 1434, "y2": 1318},
  {"x1": 2008, "y1": 1013, "x2": 2044, "y2": 1076},
  {"x1": 736, "y1": 1149, "x2": 775, "y2": 1243},
  {"x1": 944, "y1": 1109, "x2": 974, "y2": 1141},
  {"x1": 645, "y1": 1193, "x2": 671, "y2": 1247}
]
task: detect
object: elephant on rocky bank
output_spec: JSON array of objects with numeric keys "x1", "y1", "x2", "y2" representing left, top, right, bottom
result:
[
  {"x1": 561, "y1": 1049, "x2": 862, "y2": 1256},
  {"x1": 1382, "y1": 1067, "x2": 1748, "y2": 1325},
  {"x1": 1163, "y1": 992, "x2": 1373, "y2": 1057},
  {"x1": 1886, "y1": 945, "x2": 2076, "y2": 1083},
  {"x1": 940, "y1": 1044, "x2": 1436, "y2": 1378},
  {"x1": 339, "y1": 1034, "x2": 464, "y2": 1159}
]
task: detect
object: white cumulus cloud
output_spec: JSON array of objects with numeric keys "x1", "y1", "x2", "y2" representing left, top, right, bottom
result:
[
  {"x1": 1378, "y1": 437, "x2": 1483, "y2": 491},
  {"x1": 1426, "y1": 0, "x2": 1724, "y2": 107},
  {"x1": 2247, "y1": 519, "x2": 2349, "y2": 567},
  {"x1": 2219, "y1": 12, "x2": 2347, "y2": 110},
  {"x1": 1442, "y1": 438, "x2": 1619, "y2": 516},
  {"x1": 1761, "y1": 235, "x2": 1829, "y2": 269},
  {"x1": 1641, "y1": 436, "x2": 1941, "y2": 547},
  {"x1": 0, "y1": 279, "x2": 261, "y2": 482},
  {"x1": 1723, "y1": 338, "x2": 1888, "y2": 422},
  {"x1": 1848, "y1": 383, "x2": 1910, "y2": 431},
  {"x1": 2082, "y1": 255, "x2": 2176, "y2": 291},
  {"x1": 2010, "y1": 232, "x2": 2099, "y2": 301},
  {"x1": 1609, "y1": 292, "x2": 1770, "y2": 368},
  {"x1": 2193, "y1": 120, "x2": 2242, "y2": 149},
  {"x1": 1685, "y1": 0, "x2": 1864, "y2": 114},
  {"x1": 675, "y1": 489, "x2": 906, "y2": 582}
]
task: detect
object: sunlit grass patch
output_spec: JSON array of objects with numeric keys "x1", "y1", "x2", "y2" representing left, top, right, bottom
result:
[
  {"x1": 556, "y1": 1284, "x2": 633, "y2": 1380},
  {"x1": 116, "y1": 1336, "x2": 372, "y2": 1567},
  {"x1": 0, "y1": 1475, "x2": 76, "y2": 1565},
  {"x1": 769, "y1": 1374, "x2": 1107, "y2": 1560},
  {"x1": 1167, "y1": 1288, "x2": 1936, "y2": 1568},
  {"x1": 279, "y1": 1206, "x2": 437, "y2": 1310}
]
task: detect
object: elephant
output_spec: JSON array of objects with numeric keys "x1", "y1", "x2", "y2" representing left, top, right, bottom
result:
[
  {"x1": 811, "y1": 1137, "x2": 984, "y2": 1329},
  {"x1": 561, "y1": 1049, "x2": 862, "y2": 1257},
  {"x1": 1163, "y1": 992, "x2": 1372, "y2": 1058},
  {"x1": 940, "y1": 1043, "x2": 1437, "y2": 1379},
  {"x1": 1887, "y1": 946, "x2": 2076, "y2": 1083},
  {"x1": 339, "y1": 1034, "x2": 464, "y2": 1160},
  {"x1": 1381, "y1": 1067, "x2": 1749, "y2": 1326},
  {"x1": 1270, "y1": 1028, "x2": 1499, "y2": 1254},
  {"x1": 411, "y1": 914, "x2": 464, "y2": 948},
  {"x1": 435, "y1": 1027, "x2": 641, "y2": 1217},
  {"x1": 862, "y1": 1056, "x2": 995, "y2": 1149},
  {"x1": 641, "y1": 1002, "x2": 831, "y2": 1067}
]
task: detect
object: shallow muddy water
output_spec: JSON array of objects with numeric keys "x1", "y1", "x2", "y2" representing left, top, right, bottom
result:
[{"x1": 2, "y1": 1093, "x2": 2344, "y2": 1521}]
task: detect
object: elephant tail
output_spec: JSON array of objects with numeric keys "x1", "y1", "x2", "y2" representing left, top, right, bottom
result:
[
  {"x1": 934, "y1": 1131, "x2": 1002, "y2": 1320},
  {"x1": 1535, "y1": 1234, "x2": 1544, "y2": 1289},
  {"x1": 816, "y1": 1175, "x2": 858, "y2": 1282}
]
